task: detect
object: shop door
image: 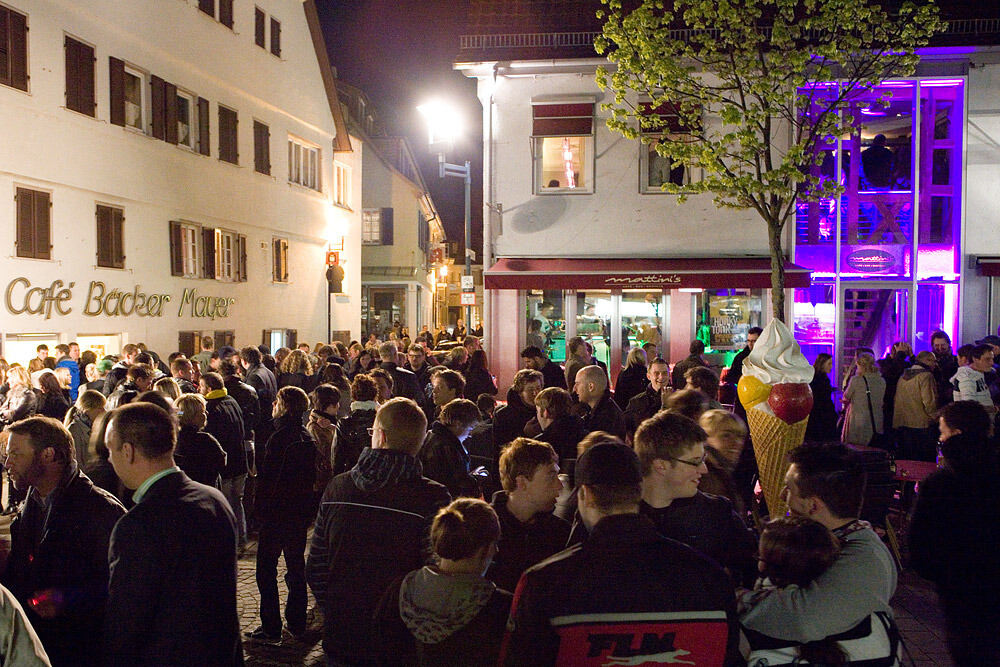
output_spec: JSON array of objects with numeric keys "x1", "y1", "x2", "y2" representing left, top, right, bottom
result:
[{"x1": 837, "y1": 283, "x2": 911, "y2": 387}]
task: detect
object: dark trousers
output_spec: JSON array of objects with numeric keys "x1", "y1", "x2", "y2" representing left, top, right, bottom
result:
[{"x1": 256, "y1": 520, "x2": 308, "y2": 635}]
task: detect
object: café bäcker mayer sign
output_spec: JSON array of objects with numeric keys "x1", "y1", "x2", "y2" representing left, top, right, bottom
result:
[{"x1": 5, "y1": 278, "x2": 235, "y2": 320}]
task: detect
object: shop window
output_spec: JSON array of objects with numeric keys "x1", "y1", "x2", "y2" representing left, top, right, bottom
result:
[
  {"x1": 272, "y1": 237, "x2": 288, "y2": 282},
  {"x1": 254, "y1": 120, "x2": 271, "y2": 175},
  {"x1": 288, "y1": 136, "x2": 320, "y2": 190},
  {"x1": 2, "y1": 334, "x2": 59, "y2": 368},
  {"x1": 638, "y1": 101, "x2": 702, "y2": 193},
  {"x1": 15, "y1": 187, "x2": 51, "y2": 260},
  {"x1": 576, "y1": 291, "x2": 612, "y2": 369},
  {"x1": 362, "y1": 208, "x2": 393, "y2": 245},
  {"x1": 0, "y1": 5, "x2": 29, "y2": 92},
  {"x1": 622, "y1": 291, "x2": 664, "y2": 361},
  {"x1": 96, "y1": 204, "x2": 124, "y2": 269},
  {"x1": 169, "y1": 221, "x2": 202, "y2": 278},
  {"x1": 531, "y1": 102, "x2": 594, "y2": 193},
  {"x1": 65, "y1": 35, "x2": 96, "y2": 117},
  {"x1": 525, "y1": 290, "x2": 566, "y2": 362},
  {"x1": 218, "y1": 105, "x2": 238, "y2": 164},
  {"x1": 214, "y1": 229, "x2": 246, "y2": 282},
  {"x1": 334, "y1": 161, "x2": 351, "y2": 207}
]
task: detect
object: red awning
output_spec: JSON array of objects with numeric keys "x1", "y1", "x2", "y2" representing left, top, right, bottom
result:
[
  {"x1": 977, "y1": 256, "x2": 1000, "y2": 277},
  {"x1": 484, "y1": 257, "x2": 811, "y2": 290}
]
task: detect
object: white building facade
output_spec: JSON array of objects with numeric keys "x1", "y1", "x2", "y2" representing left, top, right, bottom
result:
[{"x1": 0, "y1": 0, "x2": 359, "y2": 363}]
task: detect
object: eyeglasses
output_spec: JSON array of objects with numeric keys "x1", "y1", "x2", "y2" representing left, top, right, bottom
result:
[{"x1": 668, "y1": 452, "x2": 708, "y2": 468}]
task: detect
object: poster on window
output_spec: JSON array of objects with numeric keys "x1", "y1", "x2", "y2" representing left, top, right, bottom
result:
[{"x1": 708, "y1": 294, "x2": 755, "y2": 350}]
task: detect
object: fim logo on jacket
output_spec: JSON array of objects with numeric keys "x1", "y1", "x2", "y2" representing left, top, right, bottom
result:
[{"x1": 552, "y1": 612, "x2": 729, "y2": 666}]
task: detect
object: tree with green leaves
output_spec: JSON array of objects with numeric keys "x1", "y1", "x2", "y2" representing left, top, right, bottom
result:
[{"x1": 595, "y1": 0, "x2": 942, "y2": 320}]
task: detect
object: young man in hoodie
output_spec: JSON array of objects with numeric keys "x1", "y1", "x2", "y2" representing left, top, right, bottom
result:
[
  {"x1": 893, "y1": 350, "x2": 940, "y2": 461},
  {"x1": 53, "y1": 344, "x2": 80, "y2": 401},
  {"x1": 951, "y1": 344, "x2": 997, "y2": 415},
  {"x1": 306, "y1": 398, "x2": 450, "y2": 667}
]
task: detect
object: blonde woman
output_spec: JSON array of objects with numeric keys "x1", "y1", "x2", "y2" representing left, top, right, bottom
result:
[
  {"x1": 65, "y1": 390, "x2": 107, "y2": 466},
  {"x1": 174, "y1": 393, "x2": 226, "y2": 488},
  {"x1": 698, "y1": 409, "x2": 748, "y2": 514},
  {"x1": 154, "y1": 376, "x2": 183, "y2": 400},
  {"x1": 841, "y1": 353, "x2": 886, "y2": 446}
]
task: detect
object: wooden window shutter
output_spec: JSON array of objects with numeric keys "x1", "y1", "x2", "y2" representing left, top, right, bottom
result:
[
  {"x1": 270, "y1": 18, "x2": 281, "y2": 57},
  {"x1": 254, "y1": 8, "x2": 266, "y2": 48},
  {"x1": 254, "y1": 121, "x2": 270, "y2": 174},
  {"x1": 237, "y1": 234, "x2": 247, "y2": 282},
  {"x1": 109, "y1": 57, "x2": 125, "y2": 127},
  {"x1": 202, "y1": 227, "x2": 216, "y2": 278},
  {"x1": 169, "y1": 221, "x2": 184, "y2": 276},
  {"x1": 281, "y1": 240, "x2": 288, "y2": 281},
  {"x1": 272, "y1": 239, "x2": 280, "y2": 281},
  {"x1": 380, "y1": 207, "x2": 394, "y2": 245},
  {"x1": 112, "y1": 207, "x2": 124, "y2": 268},
  {"x1": 219, "y1": 0, "x2": 234, "y2": 28},
  {"x1": 150, "y1": 75, "x2": 165, "y2": 140},
  {"x1": 219, "y1": 106, "x2": 238, "y2": 164},
  {"x1": 96, "y1": 205, "x2": 113, "y2": 267},
  {"x1": 531, "y1": 103, "x2": 594, "y2": 137},
  {"x1": 164, "y1": 82, "x2": 178, "y2": 145},
  {"x1": 15, "y1": 188, "x2": 34, "y2": 258},
  {"x1": 6, "y1": 9, "x2": 29, "y2": 91},
  {"x1": 286, "y1": 329, "x2": 297, "y2": 349},
  {"x1": 65, "y1": 37, "x2": 95, "y2": 117},
  {"x1": 64, "y1": 37, "x2": 80, "y2": 112},
  {"x1": 34, "y1": 191, "x2": 51, "y2": 260},
  {"x1": 198, "y1": 97, "x2": 210, "y2": 155},
  {"x1": 198, "y1": 0, "x2": 214, "y2": 17},
  {"x1": 178, "y1": 332, "x2": 195, "y2": 358}
]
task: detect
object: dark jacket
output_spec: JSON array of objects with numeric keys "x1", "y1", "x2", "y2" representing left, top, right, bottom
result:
[
  {"x1": 419, "y1": 422, "x2": 477, "y2": 498},
  {"x1": 104, "y1": 471, "x2": 243, "y2": 666},
  {"x1": 174, "y1": 377, "x2": 199, "y2": 394},
  {"x1": 539, "y1": 360, "x2": 566, "y2": 390},
  {"x1": 222, "y1": 375, "x2": 259, "y2": 440},
  {"x1": 488, "y1": 491, "x2": 570, "y2": 592},
  {"x1": 613, "y1": 363, "x2": 648, "y2": 409},
  {"x1": 336, "y1": 405, "x2": 378, "y2": 476},
  {"x1": 671, "y1": 353, "x2": 708, "y2": 393},
  {"x1": 500, "y1": 513, "x2": 742, "y2": 667},
  {"x1": 806, "y1": 370, "x2": 840, "y2": 442},
  {"x1": 2, "y1": 466, "x2": 125, "y2": 667},
  {"x1": 878, "y1": 351, "x2": 911, "y2": 426},
  {"x1": 175, "y1": 426, "x2": 227, "y2": 488},
  {"x1": 380, "y1": 361, "x2": 423, "y2": 401},
  {"x1": 493, "y1": 389, "x2": 535, "y2": 458},
  {"x1": 464, "y1": 367, "x2": 498, "y2": 400},
  {"x1": 699, "y1": 447, "x2": 745, "y2": 517},
  {"x1": 204, "y1": 391, "x2": 246, "y2": 479},
  {"x1": 535, "y1": 414, "x2": 586, "y2": 464},
  {"x1": 727, "y1": 345, "x2": 752, "y2": 386},
  {"x1": 0, "y1": 385, "x2": 37, "y2": 424},
  {"x1": 102, "y1": 362, "x2": 129, "y2": 396},
  {"x1": 277, "y1": 371, "x2": 318, "y2": 393},
  {"x1": 934, "y1": 353, "x2": 958, "y2": 407},
  {"x1": 37, "y1": 391, "x2": 70, "y2": 421},
  {"x1": 256, "y1": 414, "x2": 317, "y2": 524},
  {"x1": 625, "y1": 386, "x2": 662, "y2": 436},
  {"x1": 306, "y1": 448, "x2": 451, "y2": 665},
  {"x1": 640, "y1": 492, "x2": 757, "y2": 587},
  {"x1": 580, "y1": 392, "x2": 628, "y2": 440},
  {"x1": 243, "y1": 362, "x2": 277, "y2": 439}
]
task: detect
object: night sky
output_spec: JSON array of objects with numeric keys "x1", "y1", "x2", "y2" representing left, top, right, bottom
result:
[{"x1": 316, "y1": 0, "x2": 483, "y2": 256}]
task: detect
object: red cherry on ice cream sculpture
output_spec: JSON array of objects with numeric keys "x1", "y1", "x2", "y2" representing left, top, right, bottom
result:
[{"x1": 767, "y1": 382, "x2": 814, "y2": 424}]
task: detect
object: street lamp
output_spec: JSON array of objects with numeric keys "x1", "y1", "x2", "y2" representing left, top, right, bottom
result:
[{"x1": 418, "y1": 100, "x2": 473, "y2": 332}]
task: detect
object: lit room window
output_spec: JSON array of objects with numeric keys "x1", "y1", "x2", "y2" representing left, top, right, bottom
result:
[
  {"x1": 216, "y1": 229, "x2": 236, "y2": 281},
  {"x1": 531, "y1": 101, "x2": 594, "y2": 194},
  {"x1": 639, "y1": 101, "x2": 702, "y2": 193},
  {"x1": 169, "y1": 221, "x2": 201, "y2": 278},
  {"x1": 362, "y1": 209, "x2": 381, "y2": 244},
  {"x1": 288, "y1": 136, "x2": 320, "y2": 190},
  {"x1": 334, "y1": 161, "x2": 351, "y2": 207}
]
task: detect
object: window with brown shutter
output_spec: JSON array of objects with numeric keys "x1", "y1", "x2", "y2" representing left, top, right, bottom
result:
[
  {"x1": 65, "y1": 36, "x2": 95, "y2": 117},
  {"x1": 15, "y1": 188, "x2": 51, "y2": 260},
  {"x1": 1, "y1": 6, "x2": 29, "y2": 92},
  {"x1": 96, "y1": 204, "x2": 124, "y2": 269},
  {"x1": 272, "y1": 238, "x2": 288, "y2": 282},
  {"x1": 164, "y1": 82, "x2": 179, "y2": 145},
  {"x1": 254, "y1": 8, "x2": 266, "y2": 48},
  {"x1": 237, "y1": 234, "x2": 247, "y2": 282},
  {"x1": 198, "y1": 97, "x2": 210, "y2": 155},
  {"x1": 531, "y1": 101, "x2": 596, "y2": 193},
  {"x1": 380, "y1": 207, "x2": 394, "y2": 246},
  {"x1": 109, "y1": 57, "x2": 125, "y2": 126},
  {"x1": 253, "y1": 120, "x2": 270, "y2": 175},
  {"x1": 151, "y1": 75, "x2": 165, "y2": 139},
  {"x1": 178, "y1": 332, "x2": 197, "y2": 358},
  {"x1": 218, "y1": 106, "x2": 238, "y2": 164},
  {"x1": 531, "y1": 103, "x2": 593, "y2": 137},
  {"x1": 219, "y1": 0, "x2": 233, "y2": 29},
  {"x1": 202, "y1": 226, "x2": 216, "y2": 278},
  {"x1": 169, "y1": 221, "x2": 184, "y2": 276},
  {"x1": 270, "y1": 18, "x2": 281, "y2": 57},
  {"x1": 198, "y1": 0, "x2": 214, "y2": 17}
]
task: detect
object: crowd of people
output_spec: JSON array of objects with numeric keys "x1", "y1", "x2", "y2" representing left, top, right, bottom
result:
[{"x1": 0, "y1": 323, "x2": 994, "y2": 665}]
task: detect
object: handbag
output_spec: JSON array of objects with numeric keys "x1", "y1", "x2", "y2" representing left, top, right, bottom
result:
[{"x1": 863, "y1": 376, "x2": 890, "y2": 450}]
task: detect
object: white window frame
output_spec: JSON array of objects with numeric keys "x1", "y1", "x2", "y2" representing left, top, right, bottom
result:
[
  {"x1": 176, "y1": 89, "x2": 196, "y2": 150},
  {"x1": 179, "y1": 222, "x2": 201, "y2": 279},
  {"x1": 287, "y1": 136, "x2": 320, "y2": 191},
  {"x1": 639, "y1": 140, "x2": 702, "y2": 193},
  {"x1": 123, "y1": 65, "x2": 145, "y2": 133},
  {"x1": 334, "y1": 161, "x2": 351, "y2": 208},
  {"x1": 215, "y1": 229, "x2": 237, "y2": 281},
  {"x1": 532, "y1": 135, "x2": 595, "y2": 195},
  {"x1": 362, "y1": 208, "x2": 381, "y2": 245}
]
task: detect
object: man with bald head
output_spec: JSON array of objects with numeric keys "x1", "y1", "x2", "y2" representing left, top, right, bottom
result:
[{"x1": 573, "y1": 365, "x2": 627, "y2": 439}]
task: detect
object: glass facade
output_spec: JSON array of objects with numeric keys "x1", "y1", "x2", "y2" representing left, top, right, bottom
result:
[{"x1": 793, "y1": 78, "x2": 964, "y2": 378}]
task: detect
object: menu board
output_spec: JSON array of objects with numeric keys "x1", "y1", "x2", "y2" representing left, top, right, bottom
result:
[{"x1": 708, "y1": 293, "x2": 757, "y2": 350}]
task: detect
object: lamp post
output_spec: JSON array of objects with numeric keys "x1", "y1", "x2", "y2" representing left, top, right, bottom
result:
[{"x1": 418, "y1": 101, "x2": 473, "y2": 331}]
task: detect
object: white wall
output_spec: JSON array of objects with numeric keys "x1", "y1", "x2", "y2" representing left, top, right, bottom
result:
[{"x1": 0, "y1": 0, "x2": 361, "y2": 356}]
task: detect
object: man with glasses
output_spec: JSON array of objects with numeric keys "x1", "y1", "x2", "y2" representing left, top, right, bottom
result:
[
  {"x1": 634, "y1": 412, "x2": 756, "y2": 585},
  {"x1": 306, "y1": 398, "x2": 450, "y2": 667}
]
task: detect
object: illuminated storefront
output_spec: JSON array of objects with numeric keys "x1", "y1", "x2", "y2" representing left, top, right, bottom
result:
[{"x1": 792, "y1": 78, "x2": 965, "y2": 383}]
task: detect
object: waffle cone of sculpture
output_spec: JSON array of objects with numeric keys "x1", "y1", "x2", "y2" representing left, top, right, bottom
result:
[{"x1": 746, "y1": 408, "x2": 809, "y2": 518}]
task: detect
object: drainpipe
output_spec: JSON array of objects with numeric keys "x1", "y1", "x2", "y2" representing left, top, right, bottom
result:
[{"x1": 483, "y1": 63, "x2": 498, "y2": 355}]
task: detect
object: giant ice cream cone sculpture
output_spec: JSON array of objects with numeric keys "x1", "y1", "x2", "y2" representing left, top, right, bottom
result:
[{"x1": 737, "y1": 320, "x2": 814, "y2": 518}]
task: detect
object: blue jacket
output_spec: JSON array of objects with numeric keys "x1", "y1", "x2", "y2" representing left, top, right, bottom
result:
[{"x1": 56, "y1": 357, "x2": 80, "y2": 401}]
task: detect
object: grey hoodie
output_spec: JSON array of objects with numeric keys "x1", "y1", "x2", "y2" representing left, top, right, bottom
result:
[{"x1": 398, "y1": 566, "x2": 495, "y2": 644}]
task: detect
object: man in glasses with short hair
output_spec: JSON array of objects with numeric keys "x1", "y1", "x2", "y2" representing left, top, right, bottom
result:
[{"x1": 634, "y1": 411, "x2": 756, "y2": 585}]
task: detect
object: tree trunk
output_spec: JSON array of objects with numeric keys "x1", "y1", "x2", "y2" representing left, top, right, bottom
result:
[{"x1": 768, "y1": 220, "x2": 786, "y2": 323}]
